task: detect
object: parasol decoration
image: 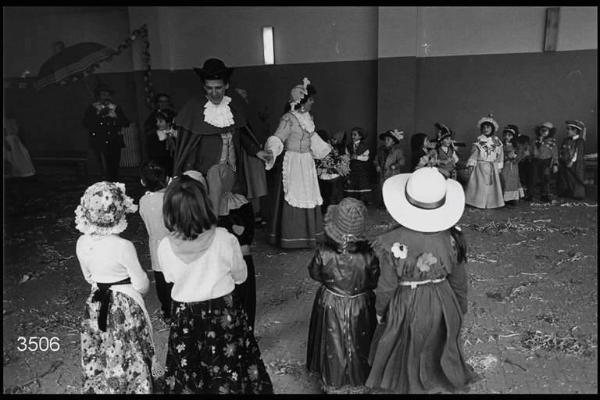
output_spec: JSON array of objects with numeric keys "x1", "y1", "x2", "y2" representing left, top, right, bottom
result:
[{"x1": 35, "y1": 42, "x2": 116, "y2": 90}]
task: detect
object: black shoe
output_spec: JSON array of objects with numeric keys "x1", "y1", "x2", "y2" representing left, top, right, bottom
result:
[
  {"x1": 540, "y1": 195, "x2": 551, "y2": 203},
  {"x1": 523, "y1": 195, "x2": 532, "y2": 202}
]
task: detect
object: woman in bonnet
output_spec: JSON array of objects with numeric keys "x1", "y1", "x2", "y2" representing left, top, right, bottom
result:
[
  {"x1": 75, "y1": 181, "x2": 156, "y2": 393},
  {"x1": 265, "y1": 77, "x2": 331, "y2": 249}
]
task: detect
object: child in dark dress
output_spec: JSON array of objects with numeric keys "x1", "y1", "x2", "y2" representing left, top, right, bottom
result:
[
  {"x1": 367, "y1": 167, "x2": 478, "y2": 394},
  {"x1": 345, "y1": 127, "x2": 372, "y2": 204},
  {"x1": 306, "y1": 197, "x2": 380, "y2": 393},
  {"x1": 558, "y1": 120, "x2": 587, "y2": 200}
]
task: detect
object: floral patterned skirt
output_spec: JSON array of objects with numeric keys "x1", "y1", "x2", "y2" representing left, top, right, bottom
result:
[
  {"x1": 164, "y1": 294, "x2": 273, "y2": 394},
  {"x1": 81, "y1": 290, "x2": 154, "y2": 394}
]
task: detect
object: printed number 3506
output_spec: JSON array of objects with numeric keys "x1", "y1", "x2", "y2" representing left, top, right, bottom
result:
[{"x1": 17, "y1": 337, "x2": 60, "y2": 352}]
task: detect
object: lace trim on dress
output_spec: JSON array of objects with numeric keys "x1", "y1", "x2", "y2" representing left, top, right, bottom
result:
[
  {"x1": 203, "y1": 96, "x2": 235, "y2": 128},
  {"x1": 291, "y1": 110, "x2": 315, "y2": 133}
]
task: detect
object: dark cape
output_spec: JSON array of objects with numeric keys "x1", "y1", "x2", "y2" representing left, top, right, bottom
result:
[{"x1": 172, "y1": 95, "x2": 261, "y2": 195}]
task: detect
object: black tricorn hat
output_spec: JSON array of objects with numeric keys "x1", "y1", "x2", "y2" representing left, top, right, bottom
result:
[
  {"x1": 193, "y1": 58, "x2": 233, "y2": 81},
  {"x1": 94, "y1": 83, "x2": 114, "y2": 95}
]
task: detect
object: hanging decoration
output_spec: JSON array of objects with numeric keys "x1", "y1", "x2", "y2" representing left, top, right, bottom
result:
[{"x1": 5, "y1": 24, "x2": 154, "y2": 108}]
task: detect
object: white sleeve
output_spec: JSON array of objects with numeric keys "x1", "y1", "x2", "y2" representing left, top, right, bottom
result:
[
  {"x1": 121, "y1": 241, "x2": 150, "y2": 294},
  {"x1": 229, "y1": 235, "x2": 248, "y2": 284},
  {"x1": 157, "y1": 238, "x2": 174, "y2": 283},
  {"x1": 357, "y1": 149, "x2": 370, "y2": 161},
  {"x1": 75, "y1": 236, "x2": 94, "y2": 284},
  {"x1": 264, "y1": 136, "x2": 284, "y2": 170},
  {"x1": 310, "y1": 133, "x2": 332, "y2": 160}
]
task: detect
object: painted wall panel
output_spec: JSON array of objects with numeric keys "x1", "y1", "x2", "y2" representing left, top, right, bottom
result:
[
  {"x1": 378, "y1": 7, "x2": 418, "y2": 58},
  {"x1": 413, "y1": 50, "x2": 597, "y2": 153},
  {"x1": 3, "y1": 6, "x2": 134, "y2": 78},
  {"x1": 557, "y1": 7, "x2": 598, "y2": 51},
  {"x1": 160, "y1": 6, "x2": 378, "y2": 69}
]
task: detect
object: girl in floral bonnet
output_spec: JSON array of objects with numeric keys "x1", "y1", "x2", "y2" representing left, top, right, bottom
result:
[
  {"x1": 366, "y1": 167, "x2": 478, "y2": 394},
  {"x1": 75, "y1": 181, "x2": 156, "y2": 394}
]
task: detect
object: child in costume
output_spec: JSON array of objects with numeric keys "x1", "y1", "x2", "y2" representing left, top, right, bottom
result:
[
  {"x1": 375, "y1": 128, "x2": 405, "y2": 182},
  {"x1": 465, "y1": 114, "x2": 505, "y2": 209},
  {"x1": 306, "y1": 197, "x2": 380, "y2": 393},
  {"x1": 157, "y1": 175, "x2": 273, "y2": 394},
  {"x1": 531, "y1": 122, "x2": 559, "y2": 203},
  {"x1": 3, "y1": 117, "x2": 35, "y2": 178},
  {"x1": 410, "y1": 132, "x2": 436, "y2": 171},
  {"x1": 75, "y1": 181, "x2": 156, "y2": 394},
  {"x1": 515, "y1": 129, "x2": 533, "y2": 200},
  {"x1": 432, "y1": 123, "x2": 460, "y2": 179},
  {"x1": 345, "y1": 127, "x2": 372, "y2": 204},
  {"x1": 500, "y1": 125, "x2": 525, "y2": 205},
  {"x1": 366, "y1": 167, "x2": 477, "y2": 394},
  {"x1": 139, "y1": 161, "x2": 173, "y2": 323},
  {"x1": 316, "y1": 129, "x2": 350, "y2": 211},
  {"x1": 558, "y1": 120, "x2": 586, "y2": 200}
]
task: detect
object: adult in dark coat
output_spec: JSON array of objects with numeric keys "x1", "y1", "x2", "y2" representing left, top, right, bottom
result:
[
  {"x1": 172, "y1": 58, "x2": 271, "y2": 330},
  {"x1": 82, "y1": 84, "x2": 129, "y2": 181}
]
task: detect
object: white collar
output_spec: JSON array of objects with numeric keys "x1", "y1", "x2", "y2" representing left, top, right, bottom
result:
[
  {"x1": 204, "y1": 96, "x2": 235, "y2": 128},
  {"x1": 572, "y1": 134, "x2": 580, "y2": 140},
  {"x1": 291, "y1": 110, "x2": 315, "y2": 133}
]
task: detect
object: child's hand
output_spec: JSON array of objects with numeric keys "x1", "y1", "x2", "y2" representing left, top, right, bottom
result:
[
  {"x1": 376, "y1": 314, "x2": 384, "y2": 324},
  {"x1": 375, "y1": 165, "x2": 381, "y2": 173}
]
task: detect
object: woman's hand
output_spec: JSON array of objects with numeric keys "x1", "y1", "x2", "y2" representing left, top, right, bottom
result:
[{"x1": 256, "y1": 150, "x2": 273, "y2": 164}]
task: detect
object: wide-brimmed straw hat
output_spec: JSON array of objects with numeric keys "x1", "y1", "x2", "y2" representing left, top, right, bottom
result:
[
  {"x1": 565, "y1": 120, "x2": 585, "y2": 132},
  {"x1": 434, "y1": 122, "x2": 454, "y2": 142},
  {"x1": 193, "y1": 58, "x2": 233, "y2": 81},
  {"x1": 75, "y1": 181, "x2": 137, "y2": 235},
  {"x1": 382, "y1": 167, "x2": 465, "y2": 232},
  {"x1": 379, "y1": 129, "x2": 404, "y2": 144},
  {"x1": 324, "y1": 197, "x2": 367, "y2": 244}
]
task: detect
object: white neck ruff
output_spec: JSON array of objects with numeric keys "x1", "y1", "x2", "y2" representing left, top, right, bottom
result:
[
  {"x1": 291, "y1": 110, "x2": 315, "y2": 133},
  {"x1": 204, "y1": 96, "x2": 235, "y2": 128}
]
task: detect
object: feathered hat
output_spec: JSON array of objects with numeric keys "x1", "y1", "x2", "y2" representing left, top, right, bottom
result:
[{"x1": 477, "y1": 114, "x2": 499, "y2": 133}]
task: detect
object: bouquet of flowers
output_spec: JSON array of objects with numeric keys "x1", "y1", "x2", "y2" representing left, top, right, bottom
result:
[
  {"x1": 316, "y1": 147, "x2": 350, "y2": 179},
  {"x1": 93, "y1": 102, "x2": 117, "y2": 119}
]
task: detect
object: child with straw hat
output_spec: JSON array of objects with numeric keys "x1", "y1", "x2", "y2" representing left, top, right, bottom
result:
[{"x1": 366, "y1": 167, "x2": 478, "y2": 394}]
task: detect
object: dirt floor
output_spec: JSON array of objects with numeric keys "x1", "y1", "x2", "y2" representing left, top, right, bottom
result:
[{"x1": 2, "y1": 169, "x2": 598, "y2": 394}]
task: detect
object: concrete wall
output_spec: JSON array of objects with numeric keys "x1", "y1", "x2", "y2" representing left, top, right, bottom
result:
[{"x1": 3, "y1": 6, "x2": 597, "y2": 161}]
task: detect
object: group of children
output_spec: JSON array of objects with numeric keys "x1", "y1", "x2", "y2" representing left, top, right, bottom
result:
[
  {"x1": 463, "y1": 116, "x2": 588, "y2": 208},
  {"x1": 74, "y1": 109, "x2": 588, "y2": 394},
  {"x1": 317, "y1": 116, "x2": 588, "y2": 213},
  {"x1": 306, "y1": 167, "x2": 477, "y2": 393},
  {"x1": 75, "y1": 164, "x2": 478, "y2": 394},
  {"x1": 75, "y1": 163, "x2": 273, "y2": 394},
  {"x1": 316, "y1": 126, "x2": 406, "y2": 208}
]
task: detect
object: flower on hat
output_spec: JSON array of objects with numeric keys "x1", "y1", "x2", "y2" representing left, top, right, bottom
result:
[
  {"x1": 289, "y1": 77, "x2": 311, "y2": 109},
  {"x1": 75, "y1": 181, "x2": 137, "y2": 235},
  {"x1": 477, "y1": 114, "x2": 499, "y2": 133}
]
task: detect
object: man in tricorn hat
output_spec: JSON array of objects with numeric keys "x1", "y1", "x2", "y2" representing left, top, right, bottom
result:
[
  {"x1": 172, "y1": 58, "x2": 272, "y2": 329},
  {"x1": 82, "y1": 83, "x2": 129, "y2": 181},
  {"x1": 173, "y1": 58, "x2": 271, "y2": 210}
]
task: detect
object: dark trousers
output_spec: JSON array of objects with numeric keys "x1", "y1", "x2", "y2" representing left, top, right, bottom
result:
[
  {"x1": 518, "y1": 159, "x2": 533, "y2": 194},
  {"x1": 531, "y1": 158, "x2": 553, "y2": 199},
  {"x1": 91, "y1": 146, "x2": 121, "y2": 181},
  {"x1": 218, "y1": 202, "x2": 257, "y2": 332},
  {"x1": 318, "y1": 177, "x2": 344, "y2": 213},
  {"x1": 154, "y1": 271, "x2": 174, "y2": 318}
]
